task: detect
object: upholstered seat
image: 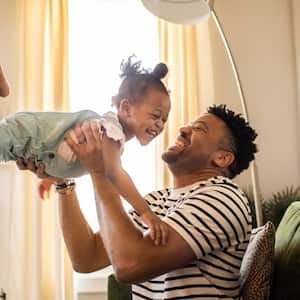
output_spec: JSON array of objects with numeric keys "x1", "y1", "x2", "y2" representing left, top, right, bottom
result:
[
  {"x1": 273, "y1": 201, "x2": 300, "y2": 300},
  {"x1": 107, "y1": 274, "x2": 132, "y2": 300},
  {"x1": 240, "y1": 221, "x2": 276, "y2": 300}
]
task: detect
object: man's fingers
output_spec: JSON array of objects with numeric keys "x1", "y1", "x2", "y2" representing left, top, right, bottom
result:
[
  {"x1": 73, "y1": 123, "x2": 86, "y2": 144},
  {"x1": 27, "y1": 157, "x2": 37, "y2": 172},
  {"x1": 154, "y1": 224, "x2": 162, "y2": 246},
  {"x1": 36, "y1": 163, "x2": 48, "y2": 179},
  {"x1": 65, "y1": 132, "x2": 80, "y2": 154},
  {"x1": 69, "y1": 129, "x2": 79, "y2": 144},
  {"x1": 149, "y1": 225, "x2": 156, "y2": 241},
  {"x1": 90, "y1": 120, "x2": 101, "y2": 142},
  {"x1": 16, "y1": 158, "x2": 27, "y2": 170},
  {"x1": 81, "y1": 120, "x2": 96, "y2": 144},
  {"x1": 161, "y1": 224, "x2": 169, "y2": 245}
]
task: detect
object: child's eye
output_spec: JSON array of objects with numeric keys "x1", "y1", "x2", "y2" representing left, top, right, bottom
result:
[{"x1": 152, "y1": 114, "x2": 160, "y2": 119}]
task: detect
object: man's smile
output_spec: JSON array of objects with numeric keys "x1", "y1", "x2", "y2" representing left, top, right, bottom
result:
[{"x1": 168, "y1": 134, "x2": 190, "y2": 152}]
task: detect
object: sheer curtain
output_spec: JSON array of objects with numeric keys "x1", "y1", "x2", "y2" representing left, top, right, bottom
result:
[
  {"x1": 156, "y1": 19, "x2": 215, "y2": 188},
  {"x1": 68, "y1": 0, "x2": 159, "y2": 295},
  {"x1": 2, "y1": 1, "x2": 73, "y2": 299}
]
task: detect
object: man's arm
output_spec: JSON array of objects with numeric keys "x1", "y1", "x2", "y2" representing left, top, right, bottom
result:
[
  {"x1": 58, "y1": 185, "x2": 111, "y2": 273},
  {"x1": 92, "y1": 174, "x2": 196, "y2": 283},
  {"x1": 16, "y1": 158, "x2": 111, "y2": 273},
  {"x1": 66, "y1": 122, "x2": 197, "y2": 284}
]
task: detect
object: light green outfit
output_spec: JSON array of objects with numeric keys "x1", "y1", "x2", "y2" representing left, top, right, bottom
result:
[{"x1": 0, "y1": 110, "x2": 124, "y2": 178}]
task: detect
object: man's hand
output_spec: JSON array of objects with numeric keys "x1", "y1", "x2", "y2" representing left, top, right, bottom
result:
[
  {"x1": 65, "y1": 120, "x2": 105, "y2": 176},
  {"x1": 16, "y1": 157, "x2": 61, "y2": 181},
  {"x1": 16, "y1": 157, "x2": 63, "y2": 200}
]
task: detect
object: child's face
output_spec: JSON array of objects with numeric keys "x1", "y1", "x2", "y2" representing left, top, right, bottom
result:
[{"x1": 126, "y1": 89, "x2": 171, "y2": 145}]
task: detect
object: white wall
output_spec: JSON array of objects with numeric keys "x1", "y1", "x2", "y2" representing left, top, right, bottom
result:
[{"x1": 208, "y1": 0, "x2": 300, "y2": 199}]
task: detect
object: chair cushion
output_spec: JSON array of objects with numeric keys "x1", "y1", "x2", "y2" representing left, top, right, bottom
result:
[
  {"x1": 273, "y1": 201, "x2": 300, "y2": 300},
  {"x1": 240, "y1": 221, "x2": 275, "y2": 300},
  {"x1": 107, "y1": 273, "x2": 132, "y2": 300}
]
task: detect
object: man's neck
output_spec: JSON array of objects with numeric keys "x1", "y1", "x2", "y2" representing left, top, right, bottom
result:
[{"x1": 172, "y1": 169, "x2": 225, "y2": 189}]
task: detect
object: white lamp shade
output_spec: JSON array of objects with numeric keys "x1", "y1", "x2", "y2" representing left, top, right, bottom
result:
[{"x1": 141, "y1": 0, "x2": 211, "y2": 25}]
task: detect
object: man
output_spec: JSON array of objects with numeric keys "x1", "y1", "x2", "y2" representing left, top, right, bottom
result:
[{"x1": 18, "y1": 104, "x2": 257, "y2": 299}]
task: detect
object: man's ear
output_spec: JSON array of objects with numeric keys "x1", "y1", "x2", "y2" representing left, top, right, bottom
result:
[
  {"x1": 119, "y1": 98, "x2": 132, "y2": 117},
  {"x1": 212, "y1": 150, "x2": 235, "y2": 168}
]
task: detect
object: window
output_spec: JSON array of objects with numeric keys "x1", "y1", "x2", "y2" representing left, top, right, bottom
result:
[{"x1": 68, "y1": 0, "x2": 158, "y2": 295}]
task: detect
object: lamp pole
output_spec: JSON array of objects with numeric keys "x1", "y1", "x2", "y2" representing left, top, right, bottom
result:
[{"x1": 210, "y1": 8, "x2": 263, "y2": 226}]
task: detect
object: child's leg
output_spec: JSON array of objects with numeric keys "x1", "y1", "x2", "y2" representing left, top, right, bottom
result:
[{"x1": 0, "y1": 117, "x2": 22, "y2": 162}]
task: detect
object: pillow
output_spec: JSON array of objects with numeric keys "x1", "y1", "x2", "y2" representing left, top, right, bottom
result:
[
  {"x1": 273, "y1": 201, "x2": 300, "y2": 300},
  {"x1": 240, "y1": 221, "x2": 275, "y2": 300}
]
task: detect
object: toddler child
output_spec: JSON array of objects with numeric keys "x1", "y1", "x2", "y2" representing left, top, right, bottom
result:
[{"x1": 3, "y1": 56, "x2": 171, "y2": 244}]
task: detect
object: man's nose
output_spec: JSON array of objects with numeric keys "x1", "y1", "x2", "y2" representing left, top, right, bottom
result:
[{"x1": 179, "y1": 125, "x2": 192, "y2": 134}]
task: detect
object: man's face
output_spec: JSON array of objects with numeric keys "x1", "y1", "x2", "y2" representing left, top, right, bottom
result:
[{"x1": 162, "y1": 113, "x2": 231, "y2": 172}]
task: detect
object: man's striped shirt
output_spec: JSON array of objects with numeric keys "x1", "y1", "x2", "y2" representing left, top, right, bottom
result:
[{"x1": 129, "y1": 176, "x2": 252, "y2": 300}]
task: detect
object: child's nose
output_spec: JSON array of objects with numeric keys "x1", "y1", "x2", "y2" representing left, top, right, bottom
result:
[{"x1": 155, "y1": 119, "x2": 164, "y2": 130}]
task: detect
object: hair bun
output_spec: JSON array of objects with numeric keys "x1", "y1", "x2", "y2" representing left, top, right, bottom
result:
[
  {"x1": 120, "y1": 55, "x2": 143, "y2": 78},
  {"x1": 152, "y1": 63, "x2": 168, "y2": 80}
]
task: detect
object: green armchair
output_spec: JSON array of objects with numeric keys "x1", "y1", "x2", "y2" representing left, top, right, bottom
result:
[
  {"x1": 107, "y1": 274, "x2": 132, "y2": 300},
  {"x1": 273, "y1": 201, "x2": 300, "y2": 300}
]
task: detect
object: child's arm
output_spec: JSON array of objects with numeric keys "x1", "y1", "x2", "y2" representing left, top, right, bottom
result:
[
  {"x1": 102, "y1": 132, "x2": 168, "y2": 245},
  {"x1": 0, "y1": 64, "x2": 10, "y2": 97}
]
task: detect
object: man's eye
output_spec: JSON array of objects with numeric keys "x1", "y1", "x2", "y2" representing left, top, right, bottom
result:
[{"x1": 193, "y1": 126, "x2": 205, "y2": 132}]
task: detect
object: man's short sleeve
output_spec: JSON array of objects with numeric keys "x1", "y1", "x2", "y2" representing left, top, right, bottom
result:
[{"x1": 164, "y1": 186, "x2": 251, "y2": 259}]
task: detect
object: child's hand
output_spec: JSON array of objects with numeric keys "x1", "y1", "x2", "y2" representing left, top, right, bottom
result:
[{"x1": 141, "y1": 211, "x2": 169, "y2": 246}]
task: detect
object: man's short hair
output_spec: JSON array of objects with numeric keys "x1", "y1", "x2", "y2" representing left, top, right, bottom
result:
[{"x1": 207, "y1": 104, "x2": 258, "y2": 178}]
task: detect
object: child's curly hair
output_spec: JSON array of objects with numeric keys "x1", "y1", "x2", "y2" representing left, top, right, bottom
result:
[
  {"x1": 207, "y1": 104, "x2": 258, "y2": 178},
  {"x1": 112, "y1": 55, "x2": 169, "y2": 108}
]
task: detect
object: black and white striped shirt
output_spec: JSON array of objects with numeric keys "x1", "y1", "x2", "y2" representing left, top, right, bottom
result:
[{"x1": 129, "y1": 176, "x2": 252, "y2": 300}]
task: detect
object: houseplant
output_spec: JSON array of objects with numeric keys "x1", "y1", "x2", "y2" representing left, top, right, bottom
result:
[{"x1": 244, "y1": 186, "x2": 300, "y2": 228}]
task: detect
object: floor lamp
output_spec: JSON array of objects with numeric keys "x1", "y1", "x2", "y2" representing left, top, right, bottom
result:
[{"x1": 142, "y1": 0, "x2": 263, "y2": 226}]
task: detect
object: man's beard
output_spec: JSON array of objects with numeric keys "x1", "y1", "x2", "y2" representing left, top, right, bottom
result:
[{"x1": 161, "y1": 150, "x2": 179, "y2": 164}]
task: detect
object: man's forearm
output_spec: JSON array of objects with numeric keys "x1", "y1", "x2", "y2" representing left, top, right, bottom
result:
[
  {"x1": 91, "y1": 173, "x2": 146, "y2": 279},
  {"x1": 58, "y1": 189, "x2": 110, "y2": 272}
]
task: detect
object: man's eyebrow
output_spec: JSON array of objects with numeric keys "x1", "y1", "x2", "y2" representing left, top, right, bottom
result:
[{"x1": 192, "y1": 120, "x2": 209, "y2": 131}]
